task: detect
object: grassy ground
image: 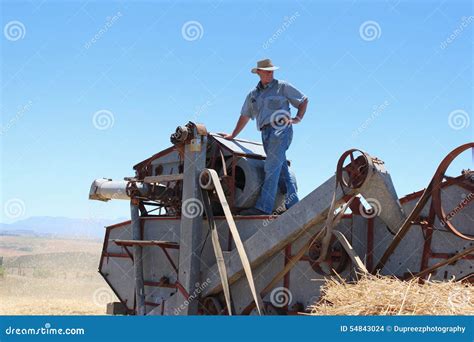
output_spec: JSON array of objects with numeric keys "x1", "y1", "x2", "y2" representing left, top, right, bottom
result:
[{"x1": 0, "y1": 236, "x2": 117, "y2": 315}]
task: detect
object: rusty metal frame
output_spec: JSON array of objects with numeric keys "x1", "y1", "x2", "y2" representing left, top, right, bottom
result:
[
  {"x1": 409, "y1": 246, "x2": 474, "y2": 280},
  {"x1": 374, "y1": 143, "x2": 474, "y2": 272},
  {"x1": 98, "y1": 224, "x2": 134, "y2": 315},
  {"x1": 431, "y1": 143, "x2": 474, "y2": 240},
  {"x1": 133, "y1": 146, "x2": 177, "y2": 179},
  {"x1": 99, "y1": 219, "x2": 183, "y2": 315}
]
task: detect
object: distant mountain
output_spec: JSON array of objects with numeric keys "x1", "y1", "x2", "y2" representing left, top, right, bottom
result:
[
  {"x1": 0, "y1": 216, "x2": 128, "y2": 238},
  {"x1": 0, "y1": 229, "x2": 40, "y2": 237}
]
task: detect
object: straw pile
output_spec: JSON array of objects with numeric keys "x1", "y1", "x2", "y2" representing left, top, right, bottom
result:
[{"x1": 309, "y1": 274, "x2": 474, "y2": 315}]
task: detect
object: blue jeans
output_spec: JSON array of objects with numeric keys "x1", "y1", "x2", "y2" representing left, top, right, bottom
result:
[{"x1": 255, "y1": 125, "x2": 299, "y2": 214}]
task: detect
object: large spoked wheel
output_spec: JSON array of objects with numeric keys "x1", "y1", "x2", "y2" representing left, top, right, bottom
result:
[{"x1": 431, "y1": 142, "x2": 474, "y2": 240}]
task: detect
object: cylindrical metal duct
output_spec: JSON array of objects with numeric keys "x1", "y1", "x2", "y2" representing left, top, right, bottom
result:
[
  {"x1": 89, "y1": 179, "x2": 130, "y2": 201},
  {"x1": 224, "y1": 157, "x2": 295, "y2": 211}
]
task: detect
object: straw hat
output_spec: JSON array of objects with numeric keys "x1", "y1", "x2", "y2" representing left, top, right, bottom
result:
[{"x1": 251, "y1": 59, "x2": 280, "y2": 73}]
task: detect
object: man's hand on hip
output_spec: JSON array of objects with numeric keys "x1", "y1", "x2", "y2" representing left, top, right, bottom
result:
[{"x1": 290, "y1": 117, "x2": 302, "y2": 124}]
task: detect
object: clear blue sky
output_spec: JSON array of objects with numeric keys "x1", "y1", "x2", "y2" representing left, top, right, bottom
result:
[{"x1": 1, "y1": 0, "x2": 472, "y2": 223}]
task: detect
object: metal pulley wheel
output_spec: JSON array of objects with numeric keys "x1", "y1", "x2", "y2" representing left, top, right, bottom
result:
[
  {"x1": 308, "y1": 235, "x2": 349, "y2": 275},
  {"x1": 336, "y1": 149, "x2": 371, "y2": 189},
  {"x1": 200, "y1": 296, "x2": 223, "y2": 315}
]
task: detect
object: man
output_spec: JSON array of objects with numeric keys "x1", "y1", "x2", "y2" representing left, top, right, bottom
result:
[{"x1": 221, "y1": 59, "x2": 308, "y2": 215}]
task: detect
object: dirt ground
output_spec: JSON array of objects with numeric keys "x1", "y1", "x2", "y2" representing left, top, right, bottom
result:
[{"x1": 0, "y1": 236, "x2": 117, "y2": 315}]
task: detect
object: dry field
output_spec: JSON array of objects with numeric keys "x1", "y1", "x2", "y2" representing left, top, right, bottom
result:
[
  {"x1": 2, "y1": 236, "x2": 472, "y2": 316},
  {"x1": 0, "y1": 235, "x2": 117, "y2": 315}
]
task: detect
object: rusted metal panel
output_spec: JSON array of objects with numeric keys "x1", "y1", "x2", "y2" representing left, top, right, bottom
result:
[{"x1": 209, "y1": 133, "x2": 266, "y2": 157}]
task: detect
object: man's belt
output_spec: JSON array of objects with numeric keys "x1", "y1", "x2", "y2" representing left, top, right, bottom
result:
[{"x1": 260, "y1": 118, "x2": 290, "y2": 131}]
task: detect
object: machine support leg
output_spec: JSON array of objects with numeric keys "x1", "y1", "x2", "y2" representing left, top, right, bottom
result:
[
  {"x1": 176, "y1": 135, "x2": 207, "y2": 315},
  {"x1": 131, "y1": 201, "x2": 146, "y2": 315}
]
